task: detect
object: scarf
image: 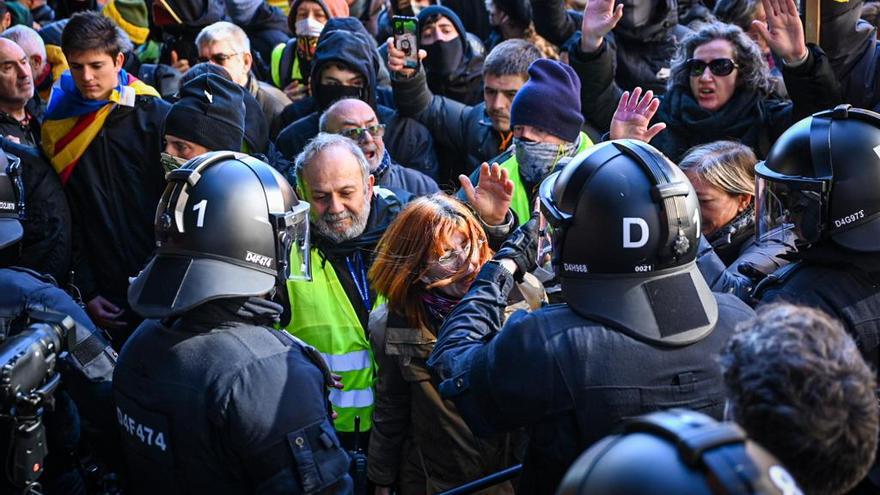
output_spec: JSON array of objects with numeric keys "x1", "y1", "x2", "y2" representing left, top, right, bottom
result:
[
  {"x1": 372, "y1": 150, "x2": 391, "y2": 181},
  {"x1": 707, "y1": 205, "x2": 756, "y2": 266},
  {"x1": 41, "y1": 69, "x2": 159, "y2": 185},
  {"x1": 421, "y1": 290, "x2": 461, "y2": 323}
]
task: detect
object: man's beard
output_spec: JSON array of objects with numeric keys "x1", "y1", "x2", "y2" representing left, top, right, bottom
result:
[{"x1": 313, "y1": 201, "x2": 371, "y2": 244}]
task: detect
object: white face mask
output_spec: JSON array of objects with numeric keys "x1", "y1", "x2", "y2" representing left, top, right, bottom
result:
[{"x1": 295, "y1": 17, "x2": 325, "y2": 38}]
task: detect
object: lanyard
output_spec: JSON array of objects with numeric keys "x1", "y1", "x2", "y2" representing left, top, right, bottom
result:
[{"x1": 345, "y1": 251, "x2": 371, "y2": 311}]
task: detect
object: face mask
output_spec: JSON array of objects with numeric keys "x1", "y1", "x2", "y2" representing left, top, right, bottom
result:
[
  {"x1": 514, "y1": 137, "x2": 577, "y2": 184},
  {"x1": 295, "y1": 17, "x2": 325, "y2": 38},
  {"x1": 423, "y1": 39, "x2": 463, "y2": 78},
  {"x1": 315, "y1": 84, "x2": 365, "y2": 110},
  {"x1": 619, "y1": 0, "x2": 654, "y2": 30},
  {"x1": 160, "y1": 152, "x2": 189, "y2": 172}
]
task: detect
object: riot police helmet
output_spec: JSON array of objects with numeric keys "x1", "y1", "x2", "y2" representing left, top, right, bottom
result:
[
  {"x1": 556, "y1": 409, "x2": 803, "y2": 495},
  {"x1": 0, "y1": 150, "x2": 23, "y2": 250},
  {"x1": 538, "y1": 139, "x2": 716, "y2": 346},
  {"x1": 128, "y1": 151, "x2": 311, "y2": 323},
  {"x1": 756, "y1": 104, "x2": 880, "y2": 252}
]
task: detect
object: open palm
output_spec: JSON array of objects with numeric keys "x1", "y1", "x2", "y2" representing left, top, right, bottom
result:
[
  {"x1": 610, "y1": 88, "x2": 667, "y2": 143},
  {"x1": 580, "y1": 0, "x2": 624, "y2": 51}
]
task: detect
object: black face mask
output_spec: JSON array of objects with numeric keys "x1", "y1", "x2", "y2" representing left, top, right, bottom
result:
[
  {"x1": 423, "y1": 39, "x2": 463, "y2": 78},
  {"x1": 618, "y1": 0, "x2": 654, "y2": 30},
  {"x1": 315, "y1": 84, "x2": 366, "y2": 110}
]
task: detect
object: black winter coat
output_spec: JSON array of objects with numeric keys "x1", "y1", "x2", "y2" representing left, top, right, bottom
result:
[
  {"x1": 819, "y1": 0, "x2": 880, "y2": 112},
  {"x1": 113, "y1": 297, "x2": 352, "y2": 494},
  {"x1": 428, "y1": 261, "x2": 754, "y2": 494},
  {"x1": 571, "y1": 38, "x2": 841, "y2": 161},
  {"x1": 392, "y1": 69, "x2": 505, "y2": 175},
  {"x1": 1, "y1": 140, "x2": 71, "y2": 283},
  {"x1": 63, "y1": 96, "x2": 170, "y2": 318}
]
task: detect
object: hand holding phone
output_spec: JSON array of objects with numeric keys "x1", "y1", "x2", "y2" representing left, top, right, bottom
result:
[{"x1": 392, "y1": 16, "x2": 420, "y2": 70}]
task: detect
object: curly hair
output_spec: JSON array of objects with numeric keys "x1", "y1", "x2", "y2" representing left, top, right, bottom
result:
[
  {"x1": 668, "y1": 21, "x2": 772, "y2": 95},
  {"x1": 720, "y1": 303, "x2": 879, "y2": 495}
]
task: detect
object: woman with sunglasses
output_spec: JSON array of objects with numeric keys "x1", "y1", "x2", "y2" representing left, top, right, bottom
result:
[
  {"x1": 366, "y1": 194, "x2": 540, "y2": 495},
  {"x1": 571, "y1": 0, "x2": 840, "y2": 162}
]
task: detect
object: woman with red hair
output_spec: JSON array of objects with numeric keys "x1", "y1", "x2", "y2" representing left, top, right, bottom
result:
[{"x1": 367, "y1": 194, "x2": 535, "y2": 494}]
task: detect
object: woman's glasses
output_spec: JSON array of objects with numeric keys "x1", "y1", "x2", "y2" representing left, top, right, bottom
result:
[
  {"x1": 431, "y1": 240, "x2": 485, "y2": 271},
  {"x1": 686, "y1": 58, "x2": 739, "y2": 77}
]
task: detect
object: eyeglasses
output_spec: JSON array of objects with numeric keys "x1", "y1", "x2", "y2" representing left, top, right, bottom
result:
[
  {"x1": 338, "y1": 124, "x2": 386, "y2": 143},
  {"x1": 686, "y1": 58, "x2": 739, "y2": 77},
  {"x1": 199, "y1": 52, "x2": 242, "y2": 65},
  {"x1": 431, "y1": 240, "x2": 485, "y2": 271}
]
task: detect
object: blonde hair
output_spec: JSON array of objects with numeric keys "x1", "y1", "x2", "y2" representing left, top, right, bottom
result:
[{"x1": 679, "y1": 141, "x2": 757, "y2": 196}]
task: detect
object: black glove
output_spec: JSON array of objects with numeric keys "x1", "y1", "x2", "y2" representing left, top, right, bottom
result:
[
  {"x1": 736, "y1": 261, "x2": 773, "y2": 284},
  {"x1": 493, "y1": 212, "x2": 540, "y2": 281}
]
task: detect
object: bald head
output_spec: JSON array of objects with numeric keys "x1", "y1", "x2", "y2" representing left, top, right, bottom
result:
[
  {"x1": 0, "y1": 38, "x2": 33, "y2": 112},
  {"x1": 1, "y1": 26, "x2": 47, "y2": 79},
  {"x1": 319, "y1": 97, "x2": 385, "y2": 170}
]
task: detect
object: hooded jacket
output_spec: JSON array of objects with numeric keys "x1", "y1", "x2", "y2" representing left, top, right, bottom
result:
[
  {"x1": 416, "y1": 6, "x2": 485, "y2": 106},
  {"x1": 533, "y1": 0, "x2": 688, "y2": 93},
  {"x1": 288, "y1": 0, "x2": 348, "y2": 33},
  {"x1": 818, "y1": 0, "x2": 880, "y2": 112},
  {"x1": 275, "y1": 20, "x2": 439, "y2": 179}
]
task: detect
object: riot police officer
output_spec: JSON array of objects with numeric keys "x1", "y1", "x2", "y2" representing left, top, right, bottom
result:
[
  {"x1": 556, "y1": 409, "x2": 804, "y2": 495},
  {"x1": 753, "y1": 105, "x2": 880, "y2": 372},
  {"x1": 0, "y1": 150, "x2": 118, "y2": 493},
  {"x1": 427, "y1": 139, "x2": 756, "y2": 494},
  {"x1": 115, "y1": 152, "x2": 353, "y2": 494}
]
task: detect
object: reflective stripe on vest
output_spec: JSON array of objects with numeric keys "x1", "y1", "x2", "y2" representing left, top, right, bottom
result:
[
  {"x1": 270, "y1": 41, "x2": 301, "y2": 89},
  {"x1": 501, "y1": 131, "x2": 594, "y2": 225},
  {"x1": 285, "y1": 248, "x2": 381, "y2": 432}
]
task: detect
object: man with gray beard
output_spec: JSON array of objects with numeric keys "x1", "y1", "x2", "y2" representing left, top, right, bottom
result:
[{"x1": 284, "y1": 132, "x2": 515, "y2": 450}]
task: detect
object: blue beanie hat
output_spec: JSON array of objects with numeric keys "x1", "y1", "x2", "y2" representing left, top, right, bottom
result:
[{"x1": 510, "y1": 59, "x2": 584, "y2": 142}]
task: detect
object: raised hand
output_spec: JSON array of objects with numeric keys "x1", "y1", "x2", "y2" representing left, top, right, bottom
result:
[
  {"x1": 752, "y1": 0, "x2": 808, "y2": 63},
  {"x1": 610, "y1": 87, "x2": 667, "y2": 143},
  {"x1": 386, "y1": 36, "x2": 426, "y2": 78},
  {"x1": 580, "y1": 0, "x2": 624, "y2": 52},
  {"x1": 459, "y1": 162, "x2": 514, "y2": 226}
]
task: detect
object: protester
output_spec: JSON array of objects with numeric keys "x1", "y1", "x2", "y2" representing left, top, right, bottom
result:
[
  {"x1": 0, "y1": 25, "x2": 49, "y2": 105},
  {"x1": 0, "y1": 37, "x2": 38, "y2": 145},
  {"x1": 196, "y1": 21, "x2": 291, "y2": 138},
  {"x1": 721, "y1": 304, "x2": 879, "y2": 495},
  {"x1": 367, "y1": 195, "x2": 525, "y2": 494},
  {"x1": 574, "y1": 0, "x2": 841, "y2": 161},
  {"x1": 682, "y1": 141, "x2": 796, "y2": 300},
  {"x1": 390, "y1": 38, "x2": 543, "y2": 182},
  {"x1": 41, "y1": 11, "x2": 168, "y2": 342},
  {"x1": 162, "y1": 73, "x2": 246, "y2": 166},
  {"x1": 319, "y1": 97, "x2": 440, "y2": 199},
  {"x1": 269, "y1": 0, "x2": 349, "y2": 100},
  {"x1": 413, "y1": 6, "x2": 484, "y2": 106}
]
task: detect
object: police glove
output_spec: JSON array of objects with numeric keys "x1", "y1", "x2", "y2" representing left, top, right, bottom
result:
[{"x1": 493, "y1": 212, "x2": 540, "y2": 282}]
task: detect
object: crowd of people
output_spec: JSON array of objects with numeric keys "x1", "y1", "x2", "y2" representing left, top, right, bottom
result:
[{"x1": 1, "y1": 0, "x2": 880, "y2": 493}]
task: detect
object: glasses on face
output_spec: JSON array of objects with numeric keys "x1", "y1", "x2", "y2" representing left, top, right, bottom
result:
[
  {"x1": 686, "y1": 58, "x2": 739, "y2": 77},
  {"x1": 199, "y1": 52, "x2": 242, "y2": 65},
  {"x1": 338, "y1": 124, "x2": 386, "y2": 143},
  {"x1": 431, "y1": 239, "x2": 485, "y2": 271}
]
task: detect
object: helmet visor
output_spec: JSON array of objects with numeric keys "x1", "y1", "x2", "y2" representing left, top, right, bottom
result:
[
  {"x1": 276, "y1": 200, "x2": 312, "y2": 282},
  {"x1": 756, "y1": 174, "x2": 825, "y2": 247}
]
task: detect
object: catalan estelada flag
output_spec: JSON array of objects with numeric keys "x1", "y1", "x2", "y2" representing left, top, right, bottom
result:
[{"x1": 41, "y1": 69, "x2": 159, "y2": 185}]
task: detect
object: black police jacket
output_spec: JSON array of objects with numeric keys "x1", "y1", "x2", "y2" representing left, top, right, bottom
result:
[
  {"x1": 755, "y1": 244, "x2": 880, "y2": 372},
  {"x1": 428, "y1": 262, "x2": 754, "y2": 494},
  {"x1": 113, "y1": 297, "x2": 352, "y2": 495}
]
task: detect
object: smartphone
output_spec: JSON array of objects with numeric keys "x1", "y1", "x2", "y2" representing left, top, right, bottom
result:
[{"x1": 392, "y1": 16, "x2": 420, "y2": 70}]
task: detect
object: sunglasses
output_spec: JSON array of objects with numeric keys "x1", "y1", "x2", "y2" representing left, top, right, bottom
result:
[
  {"x1": 686, "y1": 58, "x2": 739, "y2": 77},
  {"x1": 198, "y1": 52, "x2": 242, "y2": 64},
  {"x1": 338, "y1": 124, "x2": 386, "y2": 142}
]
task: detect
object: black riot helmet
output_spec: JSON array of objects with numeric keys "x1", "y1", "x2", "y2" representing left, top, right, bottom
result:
[
  {"x1": 556, "y1": 409, "x2": 804, "y2": 495},
  {"x1": 128, "y1": 152, "x2": 311, "y2": 324},
  {"x1": 756, "y1": 104, "x2": 880, "y2": 252},
  {"x1": 539, "y1": 139, "x2": 717, "y2": 346},
  {"x1": 0, "y1": 151, "x2": 23, "y2": 250}
]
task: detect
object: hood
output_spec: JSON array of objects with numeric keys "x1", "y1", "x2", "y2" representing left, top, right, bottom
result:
[
  {"x1": 309, "y1": 17, "x2": 379, "y2": 109},
  {"x1": 820, "y1": 0, "x2": 876, "y2": 73},
  {"x1": 614, "y1": 0, "x2": 681, "y2": 41},
  {"x1": 417, "y1": 5, "x2": 468, "y2": 53},
  {"x1": 289, "y1": 0, "x2": 349, "y2": 34}
]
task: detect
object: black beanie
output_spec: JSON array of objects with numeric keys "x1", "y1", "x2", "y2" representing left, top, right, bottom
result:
[
  {"x1": 510, "y1": 59, "x2": 584, "y2": 143},
  {"x1": 164, "y1": 73, "x2": 246, "y2": 152}
]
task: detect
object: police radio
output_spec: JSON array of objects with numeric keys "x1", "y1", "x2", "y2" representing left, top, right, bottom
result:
[{"x1": 0, "y1": 310, "x2": 74, "y2": 495}]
